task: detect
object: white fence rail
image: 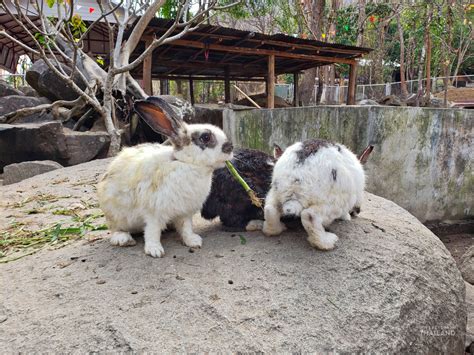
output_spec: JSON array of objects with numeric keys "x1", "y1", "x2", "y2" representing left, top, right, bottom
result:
[{"x1": 278, "y1": 75, "x2": 474, "y2": 104}]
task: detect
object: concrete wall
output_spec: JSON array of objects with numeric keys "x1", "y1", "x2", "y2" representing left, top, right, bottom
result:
[{"x1": 223, "y1": 106, "x2": 474, "y2": 223}]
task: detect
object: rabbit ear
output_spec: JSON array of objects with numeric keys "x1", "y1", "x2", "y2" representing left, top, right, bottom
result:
[
  {"x1": 358, "y1": 145, "x2": 374, "y2": 165},
  {"x1": 273, "y1": 144, "x2": 283, "y2": 159},
  {"x1": 134, "y1": 97, "x2": 183, "y2": 139}
]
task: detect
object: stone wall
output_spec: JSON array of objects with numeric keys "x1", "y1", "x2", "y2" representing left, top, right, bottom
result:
[{"x1": 223, "y1": 106, "x2": 474, "y2": 223}]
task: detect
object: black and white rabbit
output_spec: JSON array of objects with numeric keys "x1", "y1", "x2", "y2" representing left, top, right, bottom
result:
[{"x1": 263, "y1": 139, "x2": 367, "y2": 250}]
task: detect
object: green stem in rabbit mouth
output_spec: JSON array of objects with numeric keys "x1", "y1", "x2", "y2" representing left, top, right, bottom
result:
[{"x1": 225, "y1": 160, "x2": 263, "y2": 209}]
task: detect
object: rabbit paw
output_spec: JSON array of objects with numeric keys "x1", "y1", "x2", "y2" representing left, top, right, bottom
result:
[
  {"x1": 110, "y1": 232, "x2": 136, "y2": 246},
  {"x1": 144, "y1": 242, "x2": 165, "y2": 258},
  {"x1": 263, "y1": 221, "x2": 286, "y2": 236},
  {"x1": 308, "y1": 232, "x2": 338, "y2": 250},
  {"x1": 340, "y1": 212, "x2": 351, "y2": 221},
  {"x1": 182, "y1": 234, "x2": 202, "y2": 248},
  {"x1": 246, "y1": 219, "x2": 264, "y2": 231}
]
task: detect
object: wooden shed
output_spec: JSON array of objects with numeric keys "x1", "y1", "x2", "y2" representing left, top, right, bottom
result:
[{"x1": 131, "y1": 18, "x2": 372, "y2": 107}]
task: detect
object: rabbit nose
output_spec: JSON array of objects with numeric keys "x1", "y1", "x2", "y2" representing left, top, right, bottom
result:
[{"x1": 222, "y1": 141, "x2": 233, "y2": 154}]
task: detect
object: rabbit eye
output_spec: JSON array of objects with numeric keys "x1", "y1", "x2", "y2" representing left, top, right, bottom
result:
[{"x1": 200, "y1": 133, "x2": 211, "y2": 143}]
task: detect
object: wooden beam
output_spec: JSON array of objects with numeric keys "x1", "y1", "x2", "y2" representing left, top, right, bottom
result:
[
  {"x1": 163, "y1": 39, "x2": 358, "y2": 65},
  {"x1": 142, "y1": 39, "x2": 153, "y2": 95},
  {"x1": 347, "y1": 63, "x2": 357, "y2": 105},
  {"x1": 293, "y1": 72, "x2": 299, "y2": 107},
  {"x1": 267, "y1": 54, "x2": 275, "y2": 109},
  {"x1": 224, "y1": 67, "x2": 231, "y2": 103},
  {"x1": 152, "y1": 75, "x2": 266, "y2": 82},
  {"x1": 143, "y1": 30, "x2": 369, "y2": 56},
  {"x1": 189, "y1": 78, "x2": 195, "y2": 105}
]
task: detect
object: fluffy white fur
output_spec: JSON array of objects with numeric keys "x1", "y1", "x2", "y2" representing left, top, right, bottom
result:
[
  {"x1": 97, "y1": 122, "x2": 232, "y2": 258},
  {"x1": 262, "y1": 141, "x2": 365, "y2": 250}
]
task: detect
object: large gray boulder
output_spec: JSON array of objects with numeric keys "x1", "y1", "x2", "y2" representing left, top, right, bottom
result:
[
  {"x1": 0, "y1": 122, "x2": 110, "y2": 170},
  {"x1": 0, "y1": 158, "x2": 466, "y2": 354},
  {"x1": 63, "y1": 129, "x2": 110, "y2": 166},
  {"x1": 3, "y1": 160, "x2": 63, "y2": 185},
  {"x1": 460, "y1": 246, "x2": 474, "y2": 285},
  {"x1": 0, "y1": 122, "x2": 68, "y2": 170},
  {"x1": 0, "y1": 95, "x2": 52, "y2": 123},
  {"x1": 25, "y1": 59, "x2": 87, "y2": 102},
  {"x1": 0, "y1": 80, "x2": 23, "y2": 97}
]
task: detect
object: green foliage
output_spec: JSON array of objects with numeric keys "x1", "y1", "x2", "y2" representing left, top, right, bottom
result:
[{"x1": 69, "y1": 14, "x2": 87, "y2": 39}]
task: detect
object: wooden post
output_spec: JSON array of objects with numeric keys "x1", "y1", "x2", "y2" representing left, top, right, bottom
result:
[
  {"x1": 293, "y1": 72, "x2": 299, "y2": 107},
  {"x1": 224, "y1": 67, "x2": 231, "y2": 103},
  {"x1": 347, "y1": 62, "x2": 357, "y2": 105},
  {"x1": 143, "y1": 40, "x2": 153, "y2": 95},
  {"x1": 267, "y1": 54, "x2": 275, "y2": 109},
  {"x1": 189, "y1": 78, "x2": 195, "y2": 105},
  {"x1": 160, "y1": 80, "x2": 169, "y2": 95}
]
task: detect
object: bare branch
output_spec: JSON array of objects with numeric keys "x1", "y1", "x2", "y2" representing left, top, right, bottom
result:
[{"x1": 0, "y1": 98, "x2": 82, "y2": 124}]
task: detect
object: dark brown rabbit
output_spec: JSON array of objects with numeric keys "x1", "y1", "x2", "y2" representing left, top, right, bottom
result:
[{"x1": 201, "y1": 148, "x2": 276, "y2": 230}]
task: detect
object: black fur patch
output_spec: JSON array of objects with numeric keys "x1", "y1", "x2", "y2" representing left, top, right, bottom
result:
[
  {"x1": 296, "y1": 139, "x2": 332, "y2": 163},
  {"x1": 191, "y1": 129, "x2": 217, "y2": 150},
  {"x1": 201, "y1": 148, "x2": 275, "y2": 228},
  {"x1": 350, "y1": 206, "x2": 361, "y2": 216},
  {"x1": 222, "y1": 141, "x2": 233, "y2": 154},
  {"x1": 331, "y1": 169, "x2": 337, "y2": 182}
]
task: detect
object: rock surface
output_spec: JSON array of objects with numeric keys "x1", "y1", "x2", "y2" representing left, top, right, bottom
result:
[
  {"x1": 63, "y1": 129, "x2": 110, "y2": 166},
  {"x1": 0, "y1": 95, "x2": 52, "y2": 123},
  {"x1": 17, "y1": 85, "x2": 38, "y2": 97},
  {"x1": 358, "y1": 99, "x2": 380, "y2": 106},
  {"x1": 0, "y1": 80, "x2": 23, "y2": 97},
  {"x1": 25, "y1": 59, "x2": 87, "y2": 102},
  {"x1": 466, "y1": 282, "x2": 474, "y2": 351},
  {"x1": 379, "y1": 95, "x2": 405, "y2": 106},
  {"x1": 0, "y1": 122, "x2": 110, "y2": 170},
  {"x1": 3, "y1": 160, "x2": 63, "y2": 185},
  {"x1": 0, "y1": 159, "x2": 466, "y2": 353},
  {"x1": 0, "y1": 122, "x2": 68, "y2": 170},
  {"x1": 460, "y1": 246, "x2": 474, "y2": 285}
]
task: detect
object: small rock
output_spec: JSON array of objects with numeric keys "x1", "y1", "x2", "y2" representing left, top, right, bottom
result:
[
  {"x1": 96, "y1": 280, "x2": 106, "y2": 285},
  {"x1": 131, "y1": 291, "x2": 138, "y2": 295},
  {"x1": 228, "y1": 280, "x2": 234, "y2": 285},
  {"x1": 176, "y1": 275, "x2": 185, "y2": 281},
  {"x1": 3, "y1": 160, "x2": 63, "y2": 185}
]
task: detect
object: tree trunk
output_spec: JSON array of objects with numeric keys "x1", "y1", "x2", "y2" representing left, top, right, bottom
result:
[
  {"x1": 416, "y1": 46, "x2": 426, "y2": 106},
  {"x1": 423, "y1": 4, "x2": 433, "y2": 105},
  {"x1": 298, "y1": 0, "x2": 325, "y2": 105},
  {"x1": 397, "y1": 12, "x2": 409, "y2": 99},
  {"x1": 356, "y1": 0, "x2": 366, "y2": 47}
]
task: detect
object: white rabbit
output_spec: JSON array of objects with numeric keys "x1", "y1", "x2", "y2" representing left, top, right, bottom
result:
[
  {"x1": 97, "y1": 96, "x2": 233, "y2": 257},
  {"x1": 262, "y1": 139, "x2": 365, "y2": 250}
]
